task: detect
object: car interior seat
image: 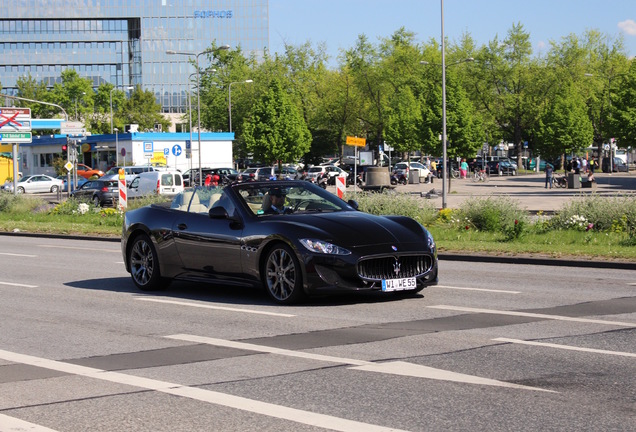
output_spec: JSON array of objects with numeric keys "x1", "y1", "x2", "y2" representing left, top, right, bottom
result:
[
  {"x1": 188, "y1": 192, "x2": 210, "y2": 213},
  {"x1": 261, "y1": 193, "x2": 272, "y2": 213}
]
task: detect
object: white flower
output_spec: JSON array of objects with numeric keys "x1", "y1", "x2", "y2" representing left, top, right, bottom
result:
[{"x1": 77, "y1": 203, "x2": 90, "y2": 215}]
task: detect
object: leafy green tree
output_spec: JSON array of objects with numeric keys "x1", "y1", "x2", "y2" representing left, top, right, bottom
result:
[
  {"x1": 120, "y1": 87, "x2": 170, "y2": 132},
  {"x1": 243, "y1": 78, "x2": 311, "y2": 166},
  {"x1": 611, "y1": 58, "x2": 636, "y2": 148},
  {"x1": 385, "y1": 86, "x2": 422, "y2": 154},
  {"x1": 535, "y1": 82, "x2": 593, "y2": 159}
]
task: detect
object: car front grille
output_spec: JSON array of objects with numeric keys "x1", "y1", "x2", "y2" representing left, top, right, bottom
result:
[{"x1": 357, "y1": 255, "x2": 433, "y2": 281}]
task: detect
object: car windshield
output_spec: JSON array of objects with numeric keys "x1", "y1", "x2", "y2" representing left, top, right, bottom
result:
[
  {"x1": 236, "y1": 182, "x2": 353, "y2": 215},
  {"x1": 308, "y1": 167, "x2": 324, "y2": 173}
]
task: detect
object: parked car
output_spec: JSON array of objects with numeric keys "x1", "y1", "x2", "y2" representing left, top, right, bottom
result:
[
  {"x1": 101, "y1": 165, "x2": 162, "y2": 184},
  {"x1": 487, "y1": 160, "x2": 517, "y2": 176},
  {"x1": 276, "y1": 166, "x2": 301, "y2": 179},
  {"x1": 57, "y1": 175, "x2": 88, "y2": 192},
  {"x1": 602, "y1": 157, "x2": 629, "y2": 173},
  {"x1": 128, "y1": 171, "x2": 184, "y2": 199},
  {"x1": 122, "y1": 180, "x2": 439, "y2": 304},
  {"x1": 3, "y1": 174, "x2": 64, "y2": 194},
  {"x1": 238, "y1": 167, "x2": 259, "y2": 182},
  {"x1": 305, "y1": 165, "x2": 347, "y2": 182},
  {"x1": 184, "y1": 168, "x2": 239, "y2": 186},
  {"x1": 393, "y1": 162, "x2": 430, "y2": 182},
  {"x1": 76, "y1": 163, "x2": 104, "y2": 179},
  {"x1": 71, "y1": 179, "x2": 119, "y2": 206}
]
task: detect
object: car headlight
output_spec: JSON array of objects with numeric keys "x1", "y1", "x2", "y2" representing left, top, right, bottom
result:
[
  {"x1": 300, "y1": 239, "x2": 351, "y2": 255},
  {"x1": 426, "y1": 230, "x2": 436, "y2": 251}
]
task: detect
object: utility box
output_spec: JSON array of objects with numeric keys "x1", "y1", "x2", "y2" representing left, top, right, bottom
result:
[
  {"x1": 408, "y1": 171, "x2": 420, "y2": 184},
  {"x1": 567, "y1": 173, "x2": 580, "y2": 189}
]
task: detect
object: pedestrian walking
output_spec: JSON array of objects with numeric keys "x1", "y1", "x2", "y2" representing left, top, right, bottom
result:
[
  {"x1": 460, "y1": 158, "x2": 468, "y2": 179},
  {"x1": 545, "y1": 163, "x2": 554, "y2": 189}
]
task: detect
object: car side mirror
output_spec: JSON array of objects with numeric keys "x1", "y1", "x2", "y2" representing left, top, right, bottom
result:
[{"x1": 347, "y1": 199, "x2": 359, "y2": 210}]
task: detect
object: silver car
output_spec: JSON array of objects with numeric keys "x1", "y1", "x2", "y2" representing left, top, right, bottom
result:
[{"x1": 4, "y1": 174, "x2": 63, "y2": 194}]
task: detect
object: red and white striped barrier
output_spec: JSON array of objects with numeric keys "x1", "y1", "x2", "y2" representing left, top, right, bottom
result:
[
  {"x1": 118, "y1": 168, "x2": 127, "y2": 211},
  {"x1": 336, "y1": 175, "x2": 346, "y2": 199}
]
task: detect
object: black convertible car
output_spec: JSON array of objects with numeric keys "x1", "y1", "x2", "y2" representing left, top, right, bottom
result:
[{"x1": 122, "y1": 180, "x2": 438, "y2": 304}]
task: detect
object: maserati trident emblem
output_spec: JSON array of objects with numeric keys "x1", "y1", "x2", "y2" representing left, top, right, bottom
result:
[{"x1": 393, "y1": 258, "x2": 401, "y2": 275}]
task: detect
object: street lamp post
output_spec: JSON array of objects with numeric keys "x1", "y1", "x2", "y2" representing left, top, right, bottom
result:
[
  {"x1": 167, "y1": 45, "x2": 230, "y2": 186},
  {"x1": 110, "y1": 85, "x2": 134, "y2": 134},
  {"x1": 228, "y1": 79, "x2": 253, "y2": 132},
  {"x1": 114, "y1": 127, "x2": 119, "y2": 166},
  {"x1": 420, "y1": 54, "x2": 474, "y2": 209}
]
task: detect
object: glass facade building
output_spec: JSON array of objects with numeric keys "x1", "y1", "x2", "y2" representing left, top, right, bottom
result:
[{"x1": 0, "y1": 0, "x2": 269, "y2": 113}]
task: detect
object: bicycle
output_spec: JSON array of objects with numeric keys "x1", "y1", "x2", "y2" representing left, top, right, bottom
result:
[
  {"x1": 450, "y1": 167, "x2": 460, "y2": 179},
  {"x1": 471, "y1": 169, "x2": 489, "y2": 182}
]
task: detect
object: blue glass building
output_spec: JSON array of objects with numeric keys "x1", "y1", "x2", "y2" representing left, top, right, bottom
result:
[{"x1": 0, "y1": 0, "x2": 269, "y2": 114}]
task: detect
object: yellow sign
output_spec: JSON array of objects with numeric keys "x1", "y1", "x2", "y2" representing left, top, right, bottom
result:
[
  {"x1": 81, "y1": 143, "x2": 91, "y2": 153},
  {"x1": 150, "y1": 151, "x2": 167, "y2": 165},
  {"x1": 119, "y1": 168, "x2": 125, "y2": 180},
  {"x1": 346, "y1": 136, "x2": 366, "y2": 147}
]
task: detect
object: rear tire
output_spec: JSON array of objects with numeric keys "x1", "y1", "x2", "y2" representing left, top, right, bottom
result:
[
  {"x1": 128, "y1": 234, "x2": 165, "y2": 291},
  {"x1": 50, "y1": 185, "x2": 59, "y2": 193},
  {"x1": 93, "y1": 196, "x2": 101, "y2": 207}
]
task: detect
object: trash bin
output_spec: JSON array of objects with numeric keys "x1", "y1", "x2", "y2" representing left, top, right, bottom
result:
[
  {"x1": 567, "y1": 172, "x2": 580, "y2": 189},
  {"x1": 408, "y1": 171, "x2": 420, "y2": 184}
]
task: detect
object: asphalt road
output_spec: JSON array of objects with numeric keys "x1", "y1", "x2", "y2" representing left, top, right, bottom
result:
[{"x1": 0, "y1": 235, "x2": 635, "y2": 431}]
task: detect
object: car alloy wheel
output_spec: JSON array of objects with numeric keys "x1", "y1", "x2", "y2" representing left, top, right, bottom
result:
[
  {"x1": 263, "y1": 244, "x2": 304, "y2": 304},
  {"x1": 50, "y1": 185, "x2": 59, "y2": 193},
  {"x1": 129, "y1": 234, "x2": 164, "y2": 291},
  {"x1": 17, "y1": 187, "x2": 25, "y2": 194},
  {"x1": 93, "y1": 196, "x2": 101, "y2": 207}
]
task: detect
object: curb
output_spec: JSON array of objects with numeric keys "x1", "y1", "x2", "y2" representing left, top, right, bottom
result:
[{"x1": 2, "y1": 231, "x2": 635, "y2": 270}]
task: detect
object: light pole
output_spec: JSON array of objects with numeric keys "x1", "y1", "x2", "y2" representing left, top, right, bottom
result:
[
  {"x1": 228, "y1": 79, "x2": 253, "y2": 132},
  {"x1": 420, "y1": 55, "x2": 473, "y2": 209},
  {"x1": 167, "y1": 45, "x2": 230, "y2": 186},
  {"x1": 114, "y1": 127, "x2": 119, "y2": 166},
  {"x1": 110, "y1": 85, "x2": 134, "y2": 134}
]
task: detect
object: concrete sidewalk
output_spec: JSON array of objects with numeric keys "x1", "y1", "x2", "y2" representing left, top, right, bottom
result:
[{"x1": 340, "y1": 171, "x2": 636, "y2": 212}]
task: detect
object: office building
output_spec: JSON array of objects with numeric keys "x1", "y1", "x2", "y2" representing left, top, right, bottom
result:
[{"x1": 0, "y1": 0, "x2": 269, "y2": 118}]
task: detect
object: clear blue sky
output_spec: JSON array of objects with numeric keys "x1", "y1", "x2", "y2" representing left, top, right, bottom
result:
[{"x1": 268, "y1": 0, "x2": 636, "y2": 66}]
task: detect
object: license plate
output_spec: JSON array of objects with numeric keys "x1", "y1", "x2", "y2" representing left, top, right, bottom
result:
[{"x1": 381, "y1": 277, "x2": 416, "y2": 292}]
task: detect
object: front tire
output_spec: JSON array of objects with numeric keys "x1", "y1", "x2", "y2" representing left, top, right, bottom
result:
[
  {"x1": 262, "y1": 244, "x2": 304, "y2": 304},
  {"x1": 128, "y1": 234, "x2": 165, "y2": 291}
]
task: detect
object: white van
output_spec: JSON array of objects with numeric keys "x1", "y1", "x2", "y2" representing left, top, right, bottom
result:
[
  {"x1": 128, "y1": 171, "x2": 184, "y2": 199},
  {"x1": 101, "y1": 165, "x2": 164, "y2": 185}
]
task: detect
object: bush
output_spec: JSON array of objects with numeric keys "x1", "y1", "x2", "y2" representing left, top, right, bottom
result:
[
  {"x1": 457, "y1": 196, "x2": 527, "y2": 232},
  {"x1": 344, "y1": 190, "x2": 438, "y2": 226},
  {"x1": 550, "y1": 194, "x2": 636, "y2": 233}
]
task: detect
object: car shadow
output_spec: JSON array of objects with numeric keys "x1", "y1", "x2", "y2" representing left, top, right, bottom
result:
[{"x1": 65, "y1": 277, "x2": 424, "y2": 307}]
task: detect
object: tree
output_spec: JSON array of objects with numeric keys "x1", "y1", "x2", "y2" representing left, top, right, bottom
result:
[
  {"x1": 535, "y1": 82, "x2": 593, "y2": 159},
  {"x1": 243, "y1": 78, "x2": 311, "y2": 166},
  {"x1": 611, "y1": 58, "x2": 636, "y2": 148},
  {"x1": 120, "y1": 87, "x2": 170, "y2": 132},
  {"x1": 385, "y1": 86, "x2": 422, "y2": 154}
]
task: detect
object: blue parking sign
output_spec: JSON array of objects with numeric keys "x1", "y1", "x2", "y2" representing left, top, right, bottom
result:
[{"x1": 163, "y1": 148, "x2": 169, "y2": 156}]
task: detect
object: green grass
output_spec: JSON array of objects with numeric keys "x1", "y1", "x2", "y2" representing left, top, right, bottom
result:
[{"x1": 1, "y1": 191, "x2": 635, "y2": 262}]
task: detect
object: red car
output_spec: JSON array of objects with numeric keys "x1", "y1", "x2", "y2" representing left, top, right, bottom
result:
[{"x1": 76, "y1": 163, "x2": 104, "y2": 179}]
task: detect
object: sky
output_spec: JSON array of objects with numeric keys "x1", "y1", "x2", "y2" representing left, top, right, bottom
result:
[{"x1": 268, "y1": 0, "x2": 636, "y2": 67}]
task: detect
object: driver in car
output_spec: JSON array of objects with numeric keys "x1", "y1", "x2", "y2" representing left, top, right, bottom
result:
[{"x1": 265, "y1": 188, "x2": 292, "y2": 214}]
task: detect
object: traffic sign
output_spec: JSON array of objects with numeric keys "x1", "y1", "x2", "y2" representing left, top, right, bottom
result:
[
  {"x1": 0, "y1": 132, "x2": 32, "y2": 143},
  {"x1": 172, "y1": 144, "x2": 182, "y2": 156},
  {"x1": 61, "y1": 121, "x2": 86, "y2": 136},
  {"x1": 346, "y1": 136, "x2": 366, "y2": 147},
  {"x1": 0, "y1": 108, "x2": 31, "y2": 132}
]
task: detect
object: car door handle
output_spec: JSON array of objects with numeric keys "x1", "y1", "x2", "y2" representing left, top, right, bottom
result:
[{"x1": 177, "y1": 223, "x2": 187, "y2": 230}]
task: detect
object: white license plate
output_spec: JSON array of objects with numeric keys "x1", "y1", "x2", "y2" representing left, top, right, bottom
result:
[{"x1": 381, "y1": 277, "x2": 416, "y2": 292}]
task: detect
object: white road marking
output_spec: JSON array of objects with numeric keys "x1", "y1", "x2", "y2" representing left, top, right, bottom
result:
[
  {"x1": 428, "y1": 305, "x2": 636, "y2": 327},
  {"x1": 166, "y1": 334, "x2": 552, "y2": 392},
  {"x1": 0, "y1": 349, "x2": 408, "y2": 432},
  {"x1": 0, "y1": 281, "x2": 38, "y2": 288},
  {"x1": 435, "y1": 285, "x2": 520, "y2": 294},
  {"x1": 166, "y1": 334, "x2": 371, "y2": 366},
  {"x1": 0, "y1": 413, "x2": 60, "y2": 432},
  {"x1": 137, "y1": 298, "x2": 296, "y2": 317},
  {"x1": 38, "y1": 245, "x2": 120, "y2": 253},
  {"x1": 493, "y1": 338, "x2": 636, "y2": 358},
  {"x1": 350, "y1": 361, "x2": 555, "y2": 392},
  {"x1": 0, "y1": 252, "x2": 37, "y2": 258}
]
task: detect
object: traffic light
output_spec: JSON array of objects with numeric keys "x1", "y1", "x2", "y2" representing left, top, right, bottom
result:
[{"x1": 62, "y1": 144, "x2": 68, "y2": 153}]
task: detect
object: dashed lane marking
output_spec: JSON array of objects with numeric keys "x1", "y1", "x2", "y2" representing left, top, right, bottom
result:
[
  {"x1": 435, "y1": 285, "x2": 521, "y2": 294},
  {"x1": 493, "y1": 337, "x2": 636, "y2": 358},
  {"x1": 137, "y1": 298, "x2": 296, "y2": 317},
  {"x1": 0, "y1": 349, "x2": 408, "y2": 432},
  {"x1": 166, "y1": 334, "x2": 553, "y2": 392},
  {"x1": 0, "y1": 252, "x2": 37, "y2": 258},
  {"x1": 428, "y1": 305, "x2": 636, "y2": 327},
  {"x1": 0, "y1": 413, "x2": 59, "y2": 432},
  {"x1": 0, "y1": 281, "x2": 38, "y2": 288}
]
